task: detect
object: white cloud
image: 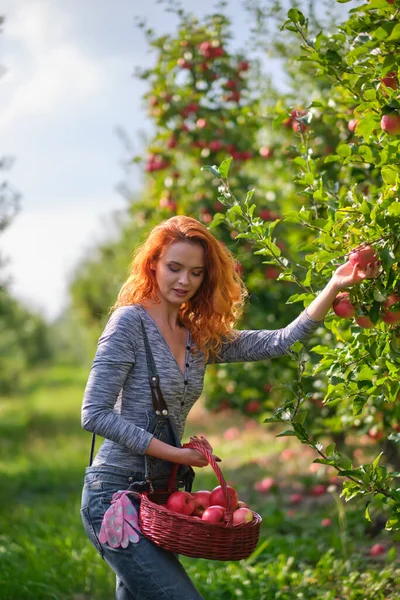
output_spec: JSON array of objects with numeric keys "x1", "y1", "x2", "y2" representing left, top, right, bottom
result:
[
  {"x1": 2, "y1": 204, "x2": 122, "y2": 320},
  {"x1": 0, "y1": 2, "x2": 105, "y2": 129}
]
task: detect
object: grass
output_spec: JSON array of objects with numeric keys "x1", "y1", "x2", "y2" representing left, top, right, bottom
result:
[{"x1": 1, "y1": 364, "x2": 400, "y2": 599}]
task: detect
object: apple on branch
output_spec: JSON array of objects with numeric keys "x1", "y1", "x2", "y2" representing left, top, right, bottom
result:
[
  {"x1": 332, "y1": 292, "x2": 355, "y2": 318},
  {"x1": 381, "y1": 113, "x2": 400, "y2": 135},
  {"x1": 381, "y1": 294, "x2": 400, "y2": 324},
  {"x1": 349, "y1": 245, "x2": 377, "y2": 270}
]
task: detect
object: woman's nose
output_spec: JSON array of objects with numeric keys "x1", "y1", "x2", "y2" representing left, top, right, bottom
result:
[{"x1": 178, "y1": 272, "x2": 189, "y2": 285}]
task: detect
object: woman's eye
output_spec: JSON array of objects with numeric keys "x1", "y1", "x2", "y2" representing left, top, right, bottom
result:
[{"x1": 168, "y1": 266, "x2": 203, "y2": 277}]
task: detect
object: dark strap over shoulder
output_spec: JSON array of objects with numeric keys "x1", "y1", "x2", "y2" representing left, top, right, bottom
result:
[
  {"x1": 139, "y1": 318, "x2": 170, "y2": 417},
  {"x1": 88, "y1": 313, "x2": 169, "y2": 467}
]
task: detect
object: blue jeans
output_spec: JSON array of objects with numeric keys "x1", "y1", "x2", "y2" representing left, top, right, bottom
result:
[{"x1": 80, "y1": 465, "x2": 204, "y2": 600}]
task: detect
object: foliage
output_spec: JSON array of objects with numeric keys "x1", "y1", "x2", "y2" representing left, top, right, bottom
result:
[
  {"x1": 1, "y1": 365, "x2": 399, "y2": 599},
  {"x1": 67, "y1": 0, "x2": 400, "y2": 529},
  {"x1": 201, "y1": 0, "x2": 400, "y2": 529}
]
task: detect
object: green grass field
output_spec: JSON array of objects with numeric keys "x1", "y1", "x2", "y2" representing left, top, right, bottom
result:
[{"x1": 1, "y1": 365, "x2": 399, "y2": 599}]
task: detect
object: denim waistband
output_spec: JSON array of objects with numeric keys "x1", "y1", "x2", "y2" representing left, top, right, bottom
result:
[{"x1": 85, "y1": 465, "x2": 145, "y2": 481}]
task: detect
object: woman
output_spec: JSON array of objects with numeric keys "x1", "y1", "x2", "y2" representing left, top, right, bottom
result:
[{"x1": 80, "y1": 215, "x2": 379, "y2": 599}]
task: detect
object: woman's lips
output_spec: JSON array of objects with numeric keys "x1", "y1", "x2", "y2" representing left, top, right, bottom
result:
[{"x1": 173, "y1": 289, "x2": 188, "y2": 296}]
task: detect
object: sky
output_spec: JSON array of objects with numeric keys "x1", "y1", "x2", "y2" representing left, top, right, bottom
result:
[
  {"x1": 0, "y1": 0, "x2": 259, "y2": 321},
  {"x1": 0, "y1": 0, "x2": 352, "y2": 322}
]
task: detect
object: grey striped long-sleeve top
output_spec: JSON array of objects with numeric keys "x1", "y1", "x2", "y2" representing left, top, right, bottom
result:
[{"x1": 81, "y1": 303, "x2": 323, "y2": 471}]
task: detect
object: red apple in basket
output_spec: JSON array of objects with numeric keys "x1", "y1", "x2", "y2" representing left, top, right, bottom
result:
[
  {"x1": 166, "y1": 491, "x2": 195, "y2": 516},
  {"x1": 232, "y1": 507, "x2": 254, "y2": 526},
  {"x1": 210, "y1": 485, "x2": 239, "y2": 510},
  {"x1": 201, "y1": 505, "x2": 226, "y2": 523},
  {"x1": 192, "y1": 490, "x2": 212, "y2": 517},
  {"x1": 237, "y1": 500, "x2": 249, "y2": 509}
]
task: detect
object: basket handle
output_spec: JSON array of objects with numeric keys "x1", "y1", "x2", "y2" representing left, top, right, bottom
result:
[{"x1": 168, "y1": 436, "x2": 235, "y2": 522}]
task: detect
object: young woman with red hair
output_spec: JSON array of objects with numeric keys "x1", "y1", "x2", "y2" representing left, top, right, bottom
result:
[{"x1": 80, "y1": 215, "x2": 379, "y2": 599}]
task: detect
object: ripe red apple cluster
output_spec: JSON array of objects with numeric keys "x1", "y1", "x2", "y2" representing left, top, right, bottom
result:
[
  {"x1": 166, "y1": 485, "x2": 254, "y2": 526},
  {"x1": 332, "y1": 246, "x2": 400, "y2": 327}
]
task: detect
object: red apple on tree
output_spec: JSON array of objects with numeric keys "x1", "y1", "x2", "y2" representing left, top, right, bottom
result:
[
  {"x1": 355, "y1": 315, "x2": 375, "y2": 329},
  {"x1": 210, "y1": 485, "x2": 238, "y2": 510},
  {"x1": 237, "y1": 60, "x2": 249, "y2": 72},
  {"x1": 381, "y1": 294, "x2": 400, "y2": 324},
  {"x1": 368, "y1": 426, "x2": 384, "y2": 441},
  {"x1": 196, "y1": 118, "x2": 207, "y2": 129},
  {"x1": 254, "y1": 477, "x2": 277, "y2": 493},
  {"x1": 348, "y1": 119, "x2": 358, "y2": 133},
  {"x1": 310, "y1": 484, "x2": 326, "y2": 496},
  {"x1": 201, "y1": 505, "x2": 225, "y2": 523},
  {"x1": 291, "y1": 109, "x2": 308, "y2": 132},
  {"x1": 290, "y1": 493, "x2": 303, "y2": 505},
  {"x1": 167, "y1": 491, "x2": 195, "y2": 515},
  {"x1": 246, "y1": 400, "x2": 262, "y2": 414},
  {"x1": 369, "y1": 543, "x2": 386, "y2": 556},
  {"x1": 349, "y1": 245, "x2": 377, "y2": 270},
  {"x1": 259, "y1": 146, "x2": 273, "y2": 159},
  {"x1": 177, "y1": 58, "x2": 192, "y2": 69},
  {"x1": 332, "y1": 292, "x2": 356, "y2": 318},
  {"x1": 380, "y1": 71, "x2": 397, "y2": 90},
  {"x1": 381, "y1": 113, "x2": 400, "y2": 135},
  {"x1": 192, "y1": 490, "x2": 212, "y2": 517}
]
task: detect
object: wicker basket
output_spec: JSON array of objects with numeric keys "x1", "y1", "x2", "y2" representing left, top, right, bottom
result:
[{"x1": 138, "y1": 438, "x2": 262, "y2": 561}]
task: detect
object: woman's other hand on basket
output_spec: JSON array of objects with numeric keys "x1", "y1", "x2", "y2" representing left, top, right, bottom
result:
[
  {"x1": 179, "y1": 448, "x2": 210, "y2": 467},
  {"x1": 190, "y1": 435, "x2": 222, "y2": 463}
]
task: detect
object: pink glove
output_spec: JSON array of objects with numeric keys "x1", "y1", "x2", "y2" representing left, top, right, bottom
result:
[{"x1": 99, "y1": 490, "x2": 141, "y2": 548}]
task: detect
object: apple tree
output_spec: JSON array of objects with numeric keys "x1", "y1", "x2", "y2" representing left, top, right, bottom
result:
[{"x1": 203, "y1": 0, "x2": 400, "y2": 529}]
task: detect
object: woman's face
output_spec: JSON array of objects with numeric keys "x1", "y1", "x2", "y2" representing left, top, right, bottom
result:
[{"x1": 152, "y1": 241, "x2": 205, "y2": 305}]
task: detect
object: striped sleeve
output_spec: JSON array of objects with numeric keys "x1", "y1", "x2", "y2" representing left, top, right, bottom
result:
[
  {"x1": 210, "y1": 309, "x2": 323, "y2": 364},
  {"x1": 81, "y1": 306, "x2": 154, "y2": 454}
]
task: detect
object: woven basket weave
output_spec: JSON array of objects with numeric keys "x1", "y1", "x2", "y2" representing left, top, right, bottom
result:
[{"x1": 138, "y1": 438, "x2": 262, "y2": 561}]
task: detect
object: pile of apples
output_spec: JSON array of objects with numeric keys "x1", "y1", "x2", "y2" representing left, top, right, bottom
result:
[
  {"x1": 332, "y1": 245, "x2": 400, "y2": 327},
  {"x1": 166, "y1": 484, "x2": 254, "y2": 526}
]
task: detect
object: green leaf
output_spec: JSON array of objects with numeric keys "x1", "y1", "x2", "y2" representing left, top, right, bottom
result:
[
  {"x1": 357, "y1": 366, "x2": 375, "y2": 381},
  {"x1": 287, "y1": 8, "x2": 306, "y2": 26},
  {"x1": 286, "y1": 293, "x2": 315, "y2": 305},
  {"x1": 283, "y1": 211, "x2": 301, "y2": 223},
  {"x1": 389, "y1": 23, "x2": 400, "y2": 41},
  {"x1": 228, "y1": 205, "x2": 243, "y2": 218},
  {"x1": 294, "y1": 410, "x2": 308, "y2": 425},
  {"x1": 209, "y1": 213, "x2": 226, "y2": 230},
  {"x1": 382, "y1": 166, "x2": 398, "y2": 185},
  {"x1": 353, "y1": 395, "x2": 368, "y2": 416},
  {"x1": 337, "y1": 144, "x2": 352, "y2": 157},
  {"x1": 372, "y1": 452, "x2": 384, "y2": 470},
  {"x1": 201, "y1": 165, "x2": 220, "y2": 178},
  {"x1": 365, "y1": 501, "x2": 371, "y2": 523},
  {"x1": 275, "y1": 429, "x2": 296, "y2": 437},
  {"x1": 245, "y1": 189, "x2": 255, "y2": 204},
  {"x1": 219, "y1": 157, "x2": 233, "y2": 179},
  {"x1": 387, "y1": 201, "x2": 400, "y2": 217}
]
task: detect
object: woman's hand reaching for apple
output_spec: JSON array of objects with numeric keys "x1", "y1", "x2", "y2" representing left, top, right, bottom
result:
[
  {"x1": 331, "y1": 258, "x2": 381, "y2": 291},
  {"x1": 305, "y1": 246, "x2": 381, "y2": 323}
]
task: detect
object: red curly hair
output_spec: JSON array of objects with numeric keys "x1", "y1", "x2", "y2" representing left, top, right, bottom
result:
[{"x1": 111, "y1": 215, "x2": 248, "y2": 362}]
